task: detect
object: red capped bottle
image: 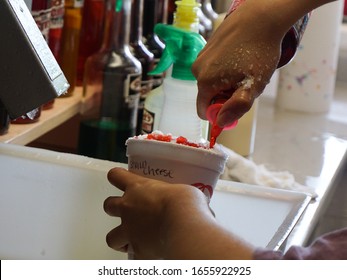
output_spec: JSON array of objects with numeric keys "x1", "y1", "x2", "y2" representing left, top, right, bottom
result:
[
  {"x1": 49, "y1": 0, "x2": 65, "y2": 60},
  {"x1": 31, "y1": 0, "x2": 52, "y2": 43},
  {"x1": 79, "y1": 0, "x2": 142, "y2": 163}
]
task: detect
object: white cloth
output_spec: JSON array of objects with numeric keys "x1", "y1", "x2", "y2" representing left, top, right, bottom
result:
[{"x1": 219, "y1": 145, "x2": 317, "y2": 199}]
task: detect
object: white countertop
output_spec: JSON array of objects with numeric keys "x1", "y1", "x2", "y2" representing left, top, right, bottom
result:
[
  {"x1": 1, "y1": 80, "x2": 346, "y2": 254},
  {"x1": 252, "y1": 80, "x2": 347, "y2": 249}
]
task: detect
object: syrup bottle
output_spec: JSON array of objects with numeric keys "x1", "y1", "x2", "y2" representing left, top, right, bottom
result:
[
  {"x1": 76, "y1": 0, "x2": 105, "y2": 86},
  {"x1": 140, "y1": 0, "x2": 166, "y2": 134},
  {"x1": 149, "y1": 24, "x2": 207, "y2": 142},
  {"x1": 0, "y1": 100, "x2": 10, "y2": 135},
  {"x1": 79, "y1": 0, "x2": 142, "y2": 163},
  {"x1": 167, "y1": 0, "x2": 175, "y2": 24},
  {"x1": 130, "y1": 0, "x2": 155, "y2": 135},
  {"x1": 31, "y1": 0, "x2": 52, "y2": 43},
  {"x1": 48, "y1": 0, "x2": 65, "y2": 60},
  {"x1": 59, "y1": 0, "x2": 83, "y2": 96},
  {"x1": 158, "y1": 0, "x2": 168, "y2": 24},
  {"x1": 142, "y1": 0, "x2": 207, "y2": 136},
  {"x1": 142, "y1": 0, "x2": 166, "y2": 89}
]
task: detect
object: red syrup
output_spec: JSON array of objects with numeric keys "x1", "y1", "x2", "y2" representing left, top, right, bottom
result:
[
  {"x1": 209, "y1": 122, "x2": 223, "y2": 149},
  {"x1": 145, "y1": 133, "x2": 206, "y2": 149},
  {"x1": 206, "y1": 99, "x2": 238, "y2": 149}
]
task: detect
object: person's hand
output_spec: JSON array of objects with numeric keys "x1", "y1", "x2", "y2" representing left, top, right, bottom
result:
[
  {"x1": 103, "y1": 167, "x2": 213, "y2": 259},
  {"x1": 192, "y1": 2, "x2": 283, "y2": 128}
]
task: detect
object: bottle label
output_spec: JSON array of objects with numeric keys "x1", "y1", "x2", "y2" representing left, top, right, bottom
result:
[
  {"x1": 31, "y1": 7, "x2": 52, "y2": 42},
  {"x1": 152, "y1": 57, "x2": 164, "y2": 88},
  {"x1": 100, "y1": 72, "x2": 141, "y2": 126},
  {"x1": 66, "y1": 0, "x2": 84, "y2": 8},
  {"x1": 139, "y1": 79, "x2": 154, "y2": 105},
  {"x1": 50, "y1": 0, "x2": 65, "y2": 29},
  {"x1": 73, "y1": 0, "x2": 84, "y2": 8},
  {"x1": 128, "y1": 74, "x2": 142, "y2": 107},
  {"x1": 142, "y1": 108, "x2": 155, "y2": 134}
]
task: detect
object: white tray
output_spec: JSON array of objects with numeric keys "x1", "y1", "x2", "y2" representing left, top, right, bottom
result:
[
  {"x1": 211, "y1": 181, "x2": 311, "y2": 250},
  {"x1": 0, "y1": 143, "x2": 310, "y2": 259}
]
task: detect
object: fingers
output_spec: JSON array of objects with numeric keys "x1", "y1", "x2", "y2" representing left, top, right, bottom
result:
[
  {"x1": 217, "y1": 87, "x2": 255, "y2": 128},
  {"x1": 106, "y1": 225, "x2": 129, "y2": 253},
  {"x1": 107, "y1": 167, "x2": 148, "y2": 192},
  {"x1": 104, "y1": 197, "x2": 126, "y2": 251},
  {"x1": 196, "y1": 87, "x2": 216, "y2": 120},
  {"x1": 104, "y1": 196, "x2": 122, "y2": 217},
  {"x1": 107, "y1": 167, "x2": 129, "y2": 192}
]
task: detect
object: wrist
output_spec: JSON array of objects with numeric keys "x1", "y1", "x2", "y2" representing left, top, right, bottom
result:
[{"x1": 159, "y1": 186, "x2": 214, "y2": 259}]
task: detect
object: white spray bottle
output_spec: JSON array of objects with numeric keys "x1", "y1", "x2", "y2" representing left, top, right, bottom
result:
[
  {"x1": 141, "y1": 0, "x2": 207, "y2": 138},
  {"x1": 148, "y1": 23, "x2": 207, "y2": 142}
]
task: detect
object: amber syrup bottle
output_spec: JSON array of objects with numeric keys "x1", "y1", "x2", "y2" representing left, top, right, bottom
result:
[
  {"x1": 76, "y1": 0, "x2": 105, "y2": 86},
  {"x1": 59, "y1": 0, "x2": 83, "y2": 96},
  {"x1": 130, "y1": 0, "x2": 155, "y2": 135},
  {"x1": 79, "y1": 0, "x2": 142, "y2": 163}
]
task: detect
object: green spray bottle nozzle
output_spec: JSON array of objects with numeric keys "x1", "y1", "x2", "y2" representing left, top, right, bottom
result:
[{"x1": 149, "y1": 24, "x2": 206, "y2": 81}]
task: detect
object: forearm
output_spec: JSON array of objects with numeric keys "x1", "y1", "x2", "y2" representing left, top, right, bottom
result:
[
  {"x1": 163, "y1": 217, "x2": 255, "y2": 259},
  {"x1": 244, "y1": 0, "x2": 338, "y2": 37},
  {"x1": 160, "y1": 189, "x2": 255, "y2": 260}
]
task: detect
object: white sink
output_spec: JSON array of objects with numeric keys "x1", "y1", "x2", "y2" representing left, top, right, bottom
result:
[
  {"x1": 0, "y1": 143, "x2": 126, "y2": 259},
  {"x1": 0, "y1": 143, "x2": 310, "y2": 259}
]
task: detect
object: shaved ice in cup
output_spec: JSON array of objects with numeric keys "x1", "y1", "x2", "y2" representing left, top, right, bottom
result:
[{"x1": 126, "y1": 131, "x2": 228, "y2": 200}]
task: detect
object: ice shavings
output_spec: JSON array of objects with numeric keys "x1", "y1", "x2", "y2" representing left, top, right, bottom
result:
[
  {"x1": 219, "y1": 145, "x2": 317, "y2": 199},
  {"x1": 238, "y1": 76, "x2": 255, "y2": 90}
]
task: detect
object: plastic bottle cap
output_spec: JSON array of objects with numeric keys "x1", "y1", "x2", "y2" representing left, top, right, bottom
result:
[{"x1": 206, "y1": 103, "x2": 238, "y2": 130}]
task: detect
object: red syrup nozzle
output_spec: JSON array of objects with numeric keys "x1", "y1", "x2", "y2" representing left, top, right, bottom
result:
[{"x1": 206, "y1": 97, "x2": 238, "y2": 148}]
